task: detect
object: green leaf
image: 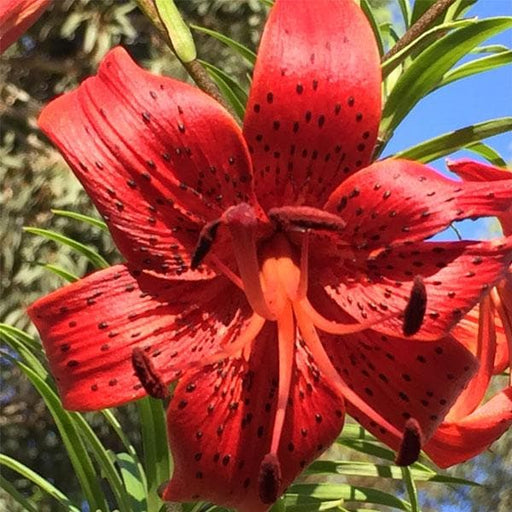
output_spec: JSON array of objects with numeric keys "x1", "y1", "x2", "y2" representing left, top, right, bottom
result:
[
  {"x1": 0, "y1": 473, "x2": 39, "y2": 512},
  {"x1": 285, "y1": 483, "x2": 411, "y2": 511},
  {"x1": 394, "y1": 117, "x2": 512, "y2": 163},
  {"x1": 307, "y1": 460, "x2": 478, "y2": 486},
  {"x1": 40, "y1": 263, "x2": 79, "y2": 283},
  {"x1": 71, "y1": 414, "x2": 134, "y2": 512},
  {"x1": 2, "y1": 356, "x2": 109, "y2": 512},
  {"x1": 361, "y1": 0, "x2": 385, "y2": 57},
  {"x1": 24, "y1": 227, "x2": 109, "y2": 269},
  {"x1": 381, "y1": 19, "x2": 473, "y2": 79},
  {"x1": 0, "y1": 455, "x2": 80, "y2": 512},
  {"x1": 464, "y1": 141, "x2": 508, "y2": 167},
  {"x1": 437, "y1": 50, "x2": 512, "y2": 88},
  {"x1": 397, "y1": 0, "x2": 412, "y2": 28},
  {"x1": 115, "y1": 452, "x2": 148, "y2": 512},
  {"x1": 381, "y1": 17, "x2": 512, "y2": 140},
  {"x1": 191, "y1": 24, "x2": 256, "y2": 65},
  {"x1": 200, "y1": 60, "x2": 248, "y2": 119},
  {"x1": 51, "y1": 209, "x2": 108, "y2": 231},
  {"x1": 137, "y1": 397, "x2": 171, "y2": 512}
]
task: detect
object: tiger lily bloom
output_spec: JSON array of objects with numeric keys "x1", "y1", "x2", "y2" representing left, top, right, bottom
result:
[
  {"x1": 425, "y1": 160, "x2": 512, "y2": 467},
  {"x1": 28, "y1": 1, "x2": 512, "y2": 510},
  {"x1": 0, "y1": 0, "x2": 50, "y2": 53}
]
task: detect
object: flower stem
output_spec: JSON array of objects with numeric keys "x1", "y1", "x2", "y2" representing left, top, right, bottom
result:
[
  {"x1": 382, "y1": 0, "x2": 459, "y2": 62},
  {"x1": 401, "y1": 465, "x2": 421, "y2": 512},
  {"x1": 134, "y1": 0, "x2": 237, "y2": 117}
]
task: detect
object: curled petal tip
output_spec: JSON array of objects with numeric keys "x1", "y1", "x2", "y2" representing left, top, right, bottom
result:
[{"x1": 395, "y1": 417, "x2": 423, "y2": 466}]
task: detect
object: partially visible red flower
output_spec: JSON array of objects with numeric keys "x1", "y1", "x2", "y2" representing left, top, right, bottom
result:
[
  {"x1": 28, "y1": 1, "x2": 512, "y2": 510},
  {"x1": 425, "y1": 160, "x2": 512, "y2": 467},
  {"x1": 0, "y1": 0, "x2": 50, "y2": 53}
]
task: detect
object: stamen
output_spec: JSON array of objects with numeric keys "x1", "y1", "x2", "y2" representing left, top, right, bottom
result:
[
  {"x1": 209, "y1": 255, "x2": 244, "y2": 290},
  {"x1": 269, "y1": 302, "x2": 295, "y2": 456},
  {"x1": 395, "y1": 418, "x2": 423, "y2": 466},
  {"x1": 293, "y1": 301, "x2": 403, "y2": 442},
  {"x1": 403, "y1": 275, "x2": 427, "y2": 336},
  {"x1": 183, "y1": 313, "x2": 266, "y2": 370},
  {"x1": 191, "y1": 219, "x2": 220, "y2": 269},
  {"x1": 131, "y1": 347, "x2": 169, "y2": 399},
  {"x1": 268, "y1": 205, "x2": 346, "y2": 232},
  {"x1": 224, "y1": 203, "x2": 275, "y2": 320},
  {"x1": 297, "y1": 231, "x2": 310, "y2": 300},
  {"x1": 298, "y1": 296, "x2": 396, "y2": 335},
  {"x1": 258, "y1": 453, "x2": 282, "y2": 504}
]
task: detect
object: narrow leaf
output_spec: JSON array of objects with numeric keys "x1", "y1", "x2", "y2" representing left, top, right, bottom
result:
[
  {"x1": 191, "y1": 24, "x2": 256, "y2": 65},
  {"x1": 394, "y1": 117, "x2": 512, "y2": 163},
  {"x1": 464, "y1": 141, "x2": 508, "y2": 167},
  {"x1": 437, "y1": 50, "x2": 512, "y2": 88},
  {"x1": 24, "y1": 227, "x2": 109, "y2": 269},
  {"x1": 381, "y1": 17, "x2": 512, "y2": 139},
  {"x1": 51, "y1": 209, "x2": 108, "y2": 231},
  {"x1": 0, "y1": 455, "x2": 80, "y2": 512}
]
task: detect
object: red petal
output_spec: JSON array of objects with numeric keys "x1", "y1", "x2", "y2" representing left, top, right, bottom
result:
[
  {"x1": 0, "y1": 0, "x2": 50, "y2": 54},
  {"x1": 448, "y1": 158, "x2": 512, "y2": 236},
  {"x1": 446, "y1": 296, "x2": 496, "y2": 421},
  {"x1": 38, "y1": 47, "x2": 255, "y2": 278},
  {"x1": 325, "y1": 159, "x2": 512, "y2": 247},
  {"x1": 314, "y1": 238, "x2": 512, "y2": 340},
  {"x1": 162, "y1": 323, "x2": 345, "y2": 512},
  {"x1": 243, "y1": 0, "x2": 381, "y2": 209},
  {"x1": 320, "y1": 328, "x2": 478, "y2": 449},
  {"x1": 452, "y1": 301, "x2": 509, "y2": 374},
  {"x1": 28, "y1": 265, "x2": 251, "y2": 411},
  {"x1": 447, "y1": 158, "x2": 512, "y2": 182},
  {"x1": 425, "y1": 387, "x2": 512, "y2": 468}
]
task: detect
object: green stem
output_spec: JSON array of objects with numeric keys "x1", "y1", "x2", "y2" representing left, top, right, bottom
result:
[
  {"x1": 401, "y1": 465, "x2": 421, "y2": 512},
  {"x1": 134, "y1": 0, "x2": 236, "y2": 116}
]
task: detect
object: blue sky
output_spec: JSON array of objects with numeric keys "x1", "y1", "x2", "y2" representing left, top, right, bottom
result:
[{"x1": 383, "y1": 0, "x2": 512, "y2": 241}]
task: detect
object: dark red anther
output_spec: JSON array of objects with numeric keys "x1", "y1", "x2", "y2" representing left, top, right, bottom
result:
[
  {"x1": 258, "y1": 453, "x2": 282, "y2": 504},
  {"x1": 403, "y1": 275, "x2": 427, "y2": 336},
  {"x1": 395, "y1": 417, "x2": 423, "y2": 466},
  {"x1": 191, "y1": 219, "x2": 220, "y2": 269},
  {"x1": 131, "y1": 347, "x2": 169, "y2": 399},
  {"x1": 268, "y1": 205, "x2": 346, "y2": 232}
]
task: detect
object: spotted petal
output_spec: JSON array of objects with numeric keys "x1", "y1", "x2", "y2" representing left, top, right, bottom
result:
[
  {"x1": 447, "y1": 158, "x2": 512, "y2": 235},
  {"x1": 39, "y1": 47, "x2": 255, "y2": 279},
  {"x1": 324, "y1": 159, "x2": 512, "y2": 248},
  {"x1": 424, "y1": 387, "x2": 512, "y2": 468},
  {"x1": 162, "y1": 324, "x2": 345, "y2": 512},
  {"x1": 320, "y1": 327, "x2": 478, "y2": 450},
  {"x1": 28, "y1": 265, "x2": 252, "y2": 410},
  {"x1": 313, "y1": 238, "x2": 512, "y2": 340},
  {"x1": 243, "y1": 0, "x2": 381, "y2": 209}
]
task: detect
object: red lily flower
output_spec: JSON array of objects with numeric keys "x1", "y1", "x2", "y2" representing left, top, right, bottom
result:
[
  {"x1": 28, "y1": 1, "x2": 512, "y2": 510},
  {"x1": 425, "y1": 160, "x2": 512, "y2": 467},
  {"x1": 0, "y1": 0, "x2": 50, "y2": 53}
]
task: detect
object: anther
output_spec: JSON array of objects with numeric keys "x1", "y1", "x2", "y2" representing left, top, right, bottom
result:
[
  {"x1": 403, "y1": 275, "x2": 427, "y2": 336},
  {"x1": 191, "y1": 219, "x2": 221, "y2": 269},
  {"x1": 131, "y1": 347, "x2": 169, "y2": 399},
  {"x1": 268, "y1": 205, "x2": 346, "y2": 233},
  {"x1": 395, "y1": 417, "x2": 423, "y2": 466},
  {"x1": 258, "y1": 453, "x2": 282, "y2": 504}
]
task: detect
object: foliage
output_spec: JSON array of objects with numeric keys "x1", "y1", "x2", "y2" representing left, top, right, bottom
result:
[{"x1": 1, "y1": 0, "x2": 511, "y2": 511}]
